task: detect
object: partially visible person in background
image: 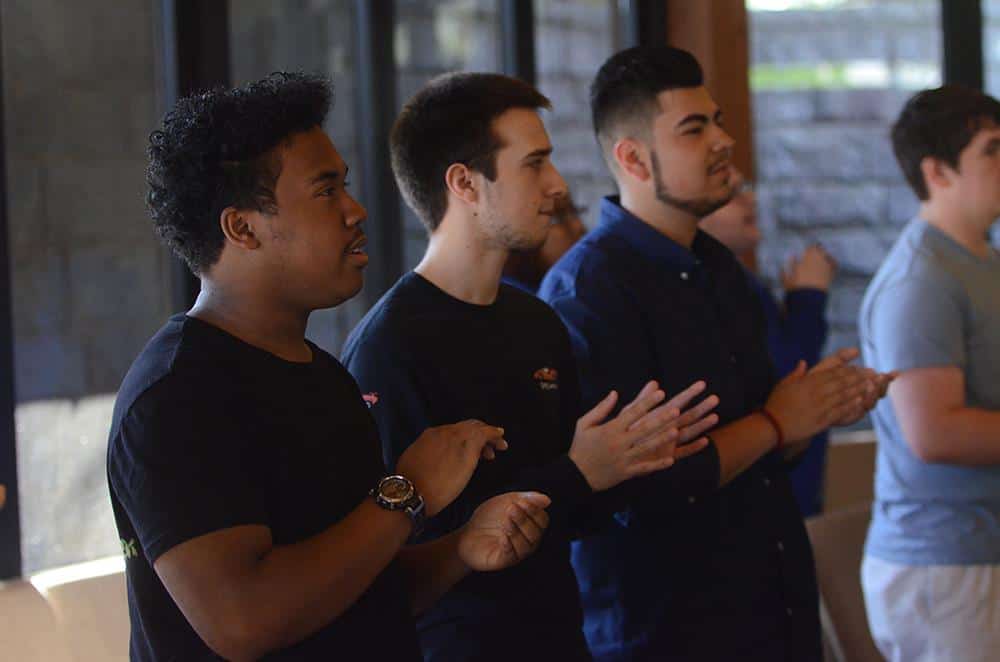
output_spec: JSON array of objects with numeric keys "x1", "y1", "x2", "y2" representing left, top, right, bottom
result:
[
  {"x1": 502, "y1": 193, "x2": 587, "y2": 294},
  {"x1": 700, "y1": 169, "x2": 837, "y2": 516},
  {"x1": 860, "y1": 85, "x2": 1000, "y2": 662}
]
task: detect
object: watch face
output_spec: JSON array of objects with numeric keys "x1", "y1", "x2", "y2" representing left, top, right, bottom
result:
[{"x1": 380, "y1": 476, "x2": 414, "y2": 504}]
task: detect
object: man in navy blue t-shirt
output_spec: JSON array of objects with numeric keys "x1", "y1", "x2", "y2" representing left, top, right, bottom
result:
[{"x1": 344, "y1": 72, "x2": 719, "y2": 661}]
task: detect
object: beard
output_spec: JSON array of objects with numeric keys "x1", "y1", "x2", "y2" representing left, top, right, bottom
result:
[{"x1": 650, "y1": 149, "x2": 735, "y2": 219}]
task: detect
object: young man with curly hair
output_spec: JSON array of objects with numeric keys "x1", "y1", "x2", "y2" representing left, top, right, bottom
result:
[
  {"x1": 342, "y1": 72, "x2": 719, "y2": 661},
  {"x1": 108, "y1": 73, "x2": 554, "y2": 661}
]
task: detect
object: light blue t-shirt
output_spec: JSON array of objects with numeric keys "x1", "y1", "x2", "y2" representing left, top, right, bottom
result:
[{"x1": 860, "y1": 218, "x2": 1000, "y2": 565}]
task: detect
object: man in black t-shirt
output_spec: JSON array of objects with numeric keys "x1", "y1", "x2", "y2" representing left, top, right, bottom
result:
[
  {"x1": 342, "y1": 73, "x2": 720, "y2": 661},
  {"x1": 108, "y1": 73, "x2": 555, "y2": 661}
]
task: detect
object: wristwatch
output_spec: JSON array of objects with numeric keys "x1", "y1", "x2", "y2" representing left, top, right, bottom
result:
[{"x1": 370, "y1": 474, "x2": 426, "y2": 538}]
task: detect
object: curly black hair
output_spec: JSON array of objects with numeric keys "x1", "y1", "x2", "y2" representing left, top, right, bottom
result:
[{"x1": 146, "y1": 72, "x2": 333, "y2": 275}]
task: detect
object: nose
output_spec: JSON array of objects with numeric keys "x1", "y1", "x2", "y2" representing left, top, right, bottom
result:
[
  {"x1": 546, "y1": 162, "x2": 569, "y2": 200},
  {"x1": 344, "y1": 192, "x2": 367, "y2": 227},
  {"x1": 715, "y1": 126, "x2": 736, "y2": 154}
]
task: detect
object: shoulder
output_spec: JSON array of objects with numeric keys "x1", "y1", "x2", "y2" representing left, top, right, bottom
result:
[
  {"x1": 342, "y1": 277, "x2": 420, "y2": 361},
  {"x1": 540, "y1": 232, "x2": 621, "y2": 304}
]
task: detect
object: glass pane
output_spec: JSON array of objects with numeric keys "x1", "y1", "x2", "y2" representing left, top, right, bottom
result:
[
  {"x1": 748, "y1": 0, "x2": 941, "y2": 355},
  {"x1": 229, "y1": 0, "x2": 365, "y2": 356},
  {"x1": 394, "y1": 0, "x2": 502, "y2": 270},
  {"x1": 535, "y1": 0, "x2": 623, "y2": 229},
  {"x1": 4, "y1": 2, "x2": 168, "y2": 573}
]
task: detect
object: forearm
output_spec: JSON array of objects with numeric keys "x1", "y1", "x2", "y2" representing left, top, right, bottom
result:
[
  {"x1": 910, "y1": 407, "x2": 1000, "y2": 465},
  {"x1": 712, "y1": 413, "x2": 779, "y2": 485},
  {"x1": 223, "y1": 500, "x2": 411, "y2": 659},
  {"x1": 397, "y1": 530, "x2": 470, "y2": 615}
]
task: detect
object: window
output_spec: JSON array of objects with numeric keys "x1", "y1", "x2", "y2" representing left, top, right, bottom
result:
[
  {"x1": 6, "y1": 1, "x2": 168, "y2": 574},
  {"x1": 395, "y1": 0, "x2": 503, "y2": 270},
  {"x1": 748, "y1": 0, "x2": 942, "y2": 354},
  {"x1": 535, "y1": 0, "x2": 625, "y2": 227}
]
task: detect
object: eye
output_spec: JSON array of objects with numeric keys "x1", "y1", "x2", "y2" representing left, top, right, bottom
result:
[{"x1": 684, "y1": 127, "x2": 703, "y2": 136}]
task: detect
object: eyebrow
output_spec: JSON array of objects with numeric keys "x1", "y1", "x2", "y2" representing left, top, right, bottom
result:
[
  {"x1": 676, "y1": 110, "x2": 723, "y2": 129},
  {"x1": 308, "y1": 167, "x2": 347, "y2": 185},
  {"x1": 521, "y1": 147, "x2": 553, "y2": 162}
]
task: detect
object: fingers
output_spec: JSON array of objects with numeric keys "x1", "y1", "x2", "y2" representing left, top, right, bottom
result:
[
  {"x1": 459, "y1": 420, "x2": 508, "y2": 456},
  {"x1": 662, "y1": 380, "x2": 707, "y2": 414},
  {"x1": 577, "y1": 390, "x2": 619, "y2": 429},
  {"x1": 506, "y1": 501, "x2": 548, "y2": 559},
  {"x1": 674, "y1": 436, "x2": 710, "y2": 460},
  {"x1": 675, "y1": 393, "x2": 719, "y2": 428},
  {"x1": 678, "y1": 412, "x2": 719, "y2": 443},
  {"x1": 811, "y1": 347, "x2": 860, "y2": 373},
  {"x1": 614, "y1": 382, "x2": 666, "y2": 430},
  {"x1": 626, "y1": 404, "x2": 680, "y2": 442}
]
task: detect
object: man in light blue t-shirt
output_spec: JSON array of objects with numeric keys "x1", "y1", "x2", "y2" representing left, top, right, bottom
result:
[{"x1": 860, "y1": 85, "x2": 1000, "y2": 661}]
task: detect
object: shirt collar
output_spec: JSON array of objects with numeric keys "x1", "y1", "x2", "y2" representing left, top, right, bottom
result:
[{"x1": 598, "y1": 195, "x2": 704, "y2": 271}]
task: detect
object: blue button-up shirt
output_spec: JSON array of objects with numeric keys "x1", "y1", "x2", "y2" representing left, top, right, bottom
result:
[{"x1": 539, "y1": 197, "x2": 821, "y2": 662}]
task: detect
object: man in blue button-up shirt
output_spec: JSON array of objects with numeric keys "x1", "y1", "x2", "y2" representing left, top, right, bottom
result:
[{"x1": 539, "y1": 46, "x2": 891, "y2": 662}]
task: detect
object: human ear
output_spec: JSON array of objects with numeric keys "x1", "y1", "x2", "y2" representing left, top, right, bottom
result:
[
  {"x1": 219, "y1": 207, "x2": 261, "y2": 250},
  {"x1": 613, "y1": 138, "x2": 651, "y2": 183}
]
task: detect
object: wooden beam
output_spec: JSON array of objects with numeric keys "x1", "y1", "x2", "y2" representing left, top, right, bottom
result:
[{"x1": 666, "y1": 0, "x2": 754, "y2": 179}]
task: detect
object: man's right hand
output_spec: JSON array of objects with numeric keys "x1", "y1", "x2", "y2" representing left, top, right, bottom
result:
[
  {"x1": 569, "y1": 381, "x2": 718, "y2": 492},
  {"x1": 764, "y1": 348, "x2": 876, "y2": 444},
  {"x1": 397, "y1": 420, "x2": 508, "y2": 516}
]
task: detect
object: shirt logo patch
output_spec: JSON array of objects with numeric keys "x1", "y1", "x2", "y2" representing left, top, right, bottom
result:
[
  {"x1": 533, "y1": 367, "x2": 559, "y2": 391},
  {"x1": 362, "y1": 392, "x2": 379, "y2": 408}
]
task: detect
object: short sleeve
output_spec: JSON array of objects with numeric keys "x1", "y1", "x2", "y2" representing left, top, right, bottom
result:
[
  {"x1": 867, "y1": 277, "x2": 966, "y2": 373},
  {"x1": 108, "y1": 375, "x2": 266, "y2": 563}
]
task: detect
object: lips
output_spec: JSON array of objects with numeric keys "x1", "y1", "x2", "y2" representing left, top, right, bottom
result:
[
  {"x1": 708, "y1": 160, "x2": 730, "y2": 175},
  {"x1": 346, "y1": 234, "x2": 367, "y2": 255}
]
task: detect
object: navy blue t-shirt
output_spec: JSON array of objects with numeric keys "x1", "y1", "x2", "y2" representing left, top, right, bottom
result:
[
  {"x1": 343, "y1": 272, "x2": 594, "y2": 662},
  {"x1": 107, "y1": 314, "x2": 421, "y2": 661}
]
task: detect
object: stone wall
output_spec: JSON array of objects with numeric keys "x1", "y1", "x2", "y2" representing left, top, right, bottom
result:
[{"x1": 749, "y1": 1, "x2": 941, "y2": 355}]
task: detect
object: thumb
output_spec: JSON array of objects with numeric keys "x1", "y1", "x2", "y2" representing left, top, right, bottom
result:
[
  {"x1": 516, "y1": 491, "x2": 552, "y2": 509},
  {"x1": 791, "y1": 360, "x2": 807, "y2": 378},
  {"x1": 578, "y1": 390, "x2": 618, "y2": 429}
]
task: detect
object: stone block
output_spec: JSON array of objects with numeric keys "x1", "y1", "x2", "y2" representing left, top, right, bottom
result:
[
  {"x1": 771, "y1": 182, "x2": 888, "y2": 228},
  {"x1": 810, "y1": 226, "x2": 902, "y2": 277},
  {"x1": 755, "y1": 125, "x2": 896, "y2": 181},
  {"x1": 751, "y1": 91, "x2": 816, "y2": 127}
]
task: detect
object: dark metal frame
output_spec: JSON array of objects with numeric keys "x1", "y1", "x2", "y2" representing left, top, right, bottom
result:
[
  {"x1": 501, "y1": 0, "x2": 536, "y2": 85},
  {"x1": 942, "y1": 0, "x2": 984, "y2": 90},
  {"x1": 353, "y1": 0, "x2": 404, "y2": 304},
  {"x1": 0, "y1": 7, "x2": 22, "y2": 581},
  {"x1": 159, "y1": 0, "x2": 233, "y2": 313},
  {"x1": 625, "y1": 0, "x2": 669, "y2": 47}
]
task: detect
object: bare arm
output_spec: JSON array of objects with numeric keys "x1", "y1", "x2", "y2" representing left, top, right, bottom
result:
[
  {"x1": 154, "y1": 499, "x2": 411, "y2": 662},
  {"x1": 891, "y1": 366, "x2": 1000, "y2": 465}
]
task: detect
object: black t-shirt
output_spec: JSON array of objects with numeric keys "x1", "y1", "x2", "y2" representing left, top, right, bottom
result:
[
  {"x1": 106, "y1": 314, "x2": 421, "y2": 661},
  {"x1": 342, "y1": 273, "x2": 594, "y2": 662}
]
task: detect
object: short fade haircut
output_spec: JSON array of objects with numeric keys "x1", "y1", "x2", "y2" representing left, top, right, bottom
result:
[
  {"x1": 892, "y1": 85, "x2": 1000, "y2": 201},
  {"x1": 146, "y1": 72, "x2": 333, "y2": 275},
  {"x1": 390, "y1": 72, "x2": 551, "y2": 232},
  {"x1": 590, "y1": 46, "x2": 703, "y2": 165}
]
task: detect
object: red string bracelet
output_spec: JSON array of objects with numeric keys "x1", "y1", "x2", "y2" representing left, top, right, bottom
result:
[{"x1": 758, "y1": 408, "x2": 785, "y2": 452}]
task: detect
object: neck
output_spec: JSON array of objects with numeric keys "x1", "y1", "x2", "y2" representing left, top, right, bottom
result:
[
  {"x1": 619, "y1": 188, "x2": 699, "y2": 248},
  {"x1": 415, "y1": 215, "x2": 508, "y2": 305},
  {"x1": 188, "y1": 278, "x2": 313, "y2": 362},
  {"x1": 919, "y1": 200, "x2": 994, "y2": 259}
]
